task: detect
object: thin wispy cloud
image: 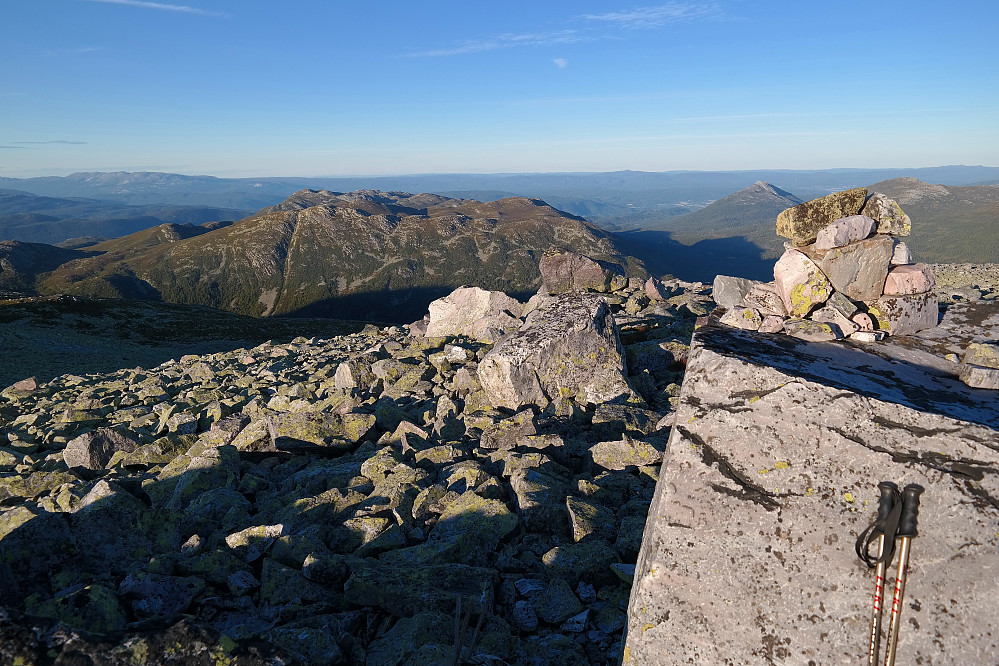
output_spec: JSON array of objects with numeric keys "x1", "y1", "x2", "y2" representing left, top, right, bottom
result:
[
  {"x1": 47, "y1": 46, "x2": 107, "y2": 55},
  {"x1": 12, "y1": 140, "x2": 88, "y2": 145},
  {"x1": 405, "y1": 30, "x2": 585, "y2": 57},
  {"x1": 0, "y1": 146, "x2": 32, "y2": 150},
  {"x1": 554, "y1": 58, "x2": 569, "y2": 69},
  {"x1": 82, "y1": 0, "x2": 226, "y2": 17},
  {"x1": 584, "y1": 2, "x2": 724, "y2": 28}
]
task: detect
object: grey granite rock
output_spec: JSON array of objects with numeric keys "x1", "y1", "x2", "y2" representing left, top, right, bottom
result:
[
  {"x1": 711, "y1": 275, "x2": 759, "y2": 309},
  {"x1": 63, "y1": 427, "x2": 139, "y2": 470},
  {"x1": 809, "y1": 235, "x2": 894, "y2": 302},
  {"x1": 539, "y1": 248, "x2": 627, "y2": 294},
  {"x1": 425, "y1": 286, "x2": 523, "y2": 342},
  {"x1": 625, "y1": 312, "x2": 999, "y2": 665},
  {"x1": 478, "y1": 293, "x2": 634, "y2": 409}
]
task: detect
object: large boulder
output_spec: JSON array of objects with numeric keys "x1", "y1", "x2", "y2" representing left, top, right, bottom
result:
[
  {"x1": 63, "y1": 427, "x2": 140, "y2": 470},
  {"x1": 776, "y1": 187, "x2": 867, "y2": 246},
  {"x1": 625, "y1": 303, "x2": 999, "y2": 665},
  {"x1": 478, "y1": 293, "x2": 633, "y2": 410},
  {"x1": 425, "y1": 286, "x2": 523, "y2": 342},
  {"x1": 539, "y1": 249, "x2": 627, "y2": 294},
  {"x1": 809, "y1": 235, "x2": 894, "y2": 302}
]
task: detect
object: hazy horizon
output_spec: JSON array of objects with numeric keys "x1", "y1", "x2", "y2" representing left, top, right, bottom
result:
[
  {"x1": 3, "y1": 1, "x2": 998, "y2": 177},
  {"x1": 5, "y1": 164, "x2": 999, "y2": 181}
]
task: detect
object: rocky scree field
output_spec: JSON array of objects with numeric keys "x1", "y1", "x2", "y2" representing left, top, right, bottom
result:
[{"x1": 0, "y1": 264, "x2": 711, "y2": 665}]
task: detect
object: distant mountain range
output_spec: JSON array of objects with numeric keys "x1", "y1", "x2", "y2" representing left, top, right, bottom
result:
[
  {"x1": 12, "y1": 190, "x2": 632, "y2": 322},
  {"x1": 611, "y1": 177, "x2": 999, "y2": 281},
  {"x1": 3, "y1": 166, "x2": 998, "y2": 231},
  {"x1": 0, "y1": 189, "x2": 249, "y2": 245},
  {"x1": 0, "y1": 171, "x2": 995, "y2": 316}
]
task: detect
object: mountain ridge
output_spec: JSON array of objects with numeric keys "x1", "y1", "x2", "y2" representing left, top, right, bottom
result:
[
  {"x1": 5, "y1": 166, "x2": 998, "y2": 227},
  {"x1": 26, "y1": 190, "x2": 638, "y2": 322}
]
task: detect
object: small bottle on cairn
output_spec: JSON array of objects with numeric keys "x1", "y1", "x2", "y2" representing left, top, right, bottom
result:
[{"x1": 720, "y1": 187, "x2": 938, "y2": 342}]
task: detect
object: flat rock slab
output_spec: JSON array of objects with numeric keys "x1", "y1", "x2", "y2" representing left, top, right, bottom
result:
[{"x1": 625, "y1": 302, "x2": 999, "y2": 665}]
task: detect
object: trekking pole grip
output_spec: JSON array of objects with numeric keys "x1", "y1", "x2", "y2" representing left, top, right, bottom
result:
[
  {"x1": 897, "y1": 484, "x2": 924, "y2": 538},
  {"x1": 876, "y1": 482, "x2": 899, "y2": 521}
]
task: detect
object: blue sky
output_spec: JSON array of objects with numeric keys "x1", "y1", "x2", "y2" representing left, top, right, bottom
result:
[{"x1": 2, "y1": 0, "x2": 997, "y2": 177}]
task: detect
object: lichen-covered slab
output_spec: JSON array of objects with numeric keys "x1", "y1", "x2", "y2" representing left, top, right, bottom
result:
[
  {"x1": 776, "y1": 187, "x2": 867, "y2": 245},
  {"x1": 773, "y1": 249, "x2": 831, "y2": 317},
  {"x1": 478, "y1": 293, "x2": 633, "y2": 409},
  {"x1": 625, "y1": 310, "x2": 999, "y2": 665},
  {"x1": 866, "y1": 291, "x2": 939, "y2": 336}
]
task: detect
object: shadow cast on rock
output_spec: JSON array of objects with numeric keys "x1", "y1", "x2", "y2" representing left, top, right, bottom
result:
[{"x1": 694, "y1": 320, "x2": 999, "y2": 430}]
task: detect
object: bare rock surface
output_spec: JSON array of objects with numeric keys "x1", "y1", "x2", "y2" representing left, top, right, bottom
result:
[
  {"x1": 625, "y1": 303, "x2": 999, "y2": 665},
  {"x1": 478, "y1": 293, "x2": 634, "y2": 410},
  {"x1": 0, "y1": 261, "x2": 703, "y2": 666},
  {"x1": 424, "y1": 286, "x2": 523, "y2": 342},
  {"x1": 711, "y1": 275, "x2": 759, "y2": 309},
  {"x1": 539, "y1": 248, "x2": 627, "y2": 294},
  {"x1": 809, "y1": 235, "x2": 894, "y2": 302},
  {"x1": 812, "y1": 214, "x2": 876, "y2": 250}
]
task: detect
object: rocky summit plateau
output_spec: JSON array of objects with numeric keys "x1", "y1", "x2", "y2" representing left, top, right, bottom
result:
[
  {"x1": 1, "y1": 186, "x2": 998, "y2": 665},
  {"x1": 0, "y1": 250, "x2": 709, "y2": 665}
]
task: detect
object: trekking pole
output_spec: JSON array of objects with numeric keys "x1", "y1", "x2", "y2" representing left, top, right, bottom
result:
[
  {"x1": 858, "y1": 482, "x2": 901, "y2": 666},
  {"x1": 883, "y1": 484, "x2": 924, "y2": 666}
]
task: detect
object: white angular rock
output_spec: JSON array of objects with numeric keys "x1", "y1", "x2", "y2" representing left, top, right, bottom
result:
[
  {"x1": 890, "y1": 239, "x2": 914, "y2": 265},
  {"x1": 812, "y1": 214, "x2": 876, "y2": 250},
  {"x1": 849, "y1": 330, "x2": 885, "y2": 342},
  {"x1": 959, "y1": 364, "x2": 999, "y2": 389},
  {"x1": 425, "y1": 286, "x2": 523, "y2": 342},
  {"x1": 478, "y1": 293, "x2": 633, "y2": 410},
  {"x1": 773, "y1": 249, "x2": 832, "y2": 318}
]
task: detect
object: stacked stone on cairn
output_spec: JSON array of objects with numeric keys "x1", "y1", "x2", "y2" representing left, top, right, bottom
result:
[{"x1": 717, "y1": 187, "x2": 938, "y2": 341}]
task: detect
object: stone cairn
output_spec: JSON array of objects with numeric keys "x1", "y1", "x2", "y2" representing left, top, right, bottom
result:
[
  {"x1": 715, "y1": 187, "x2": 939, "y2": 342},
  {"x1": 0, "y1": 250, "x2": 713, "y2": 665}
]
